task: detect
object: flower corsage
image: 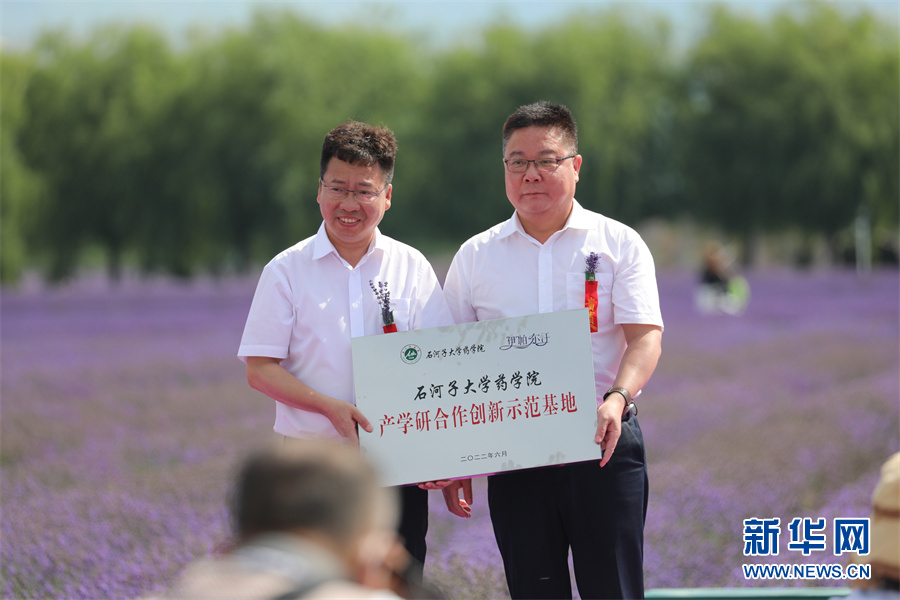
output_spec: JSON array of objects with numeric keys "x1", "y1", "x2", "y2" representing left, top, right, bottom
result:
[{"x1": 370, "y1": 280, "x2": 397, "y2": 333}]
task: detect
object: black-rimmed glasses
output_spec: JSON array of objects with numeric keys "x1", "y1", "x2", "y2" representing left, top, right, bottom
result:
[
  {"x1": 319, "y1": 179, "x2": 389, "y2": 204},
  {"x1": 504, "y1": 155, "x2": 576, "y2": 173}
]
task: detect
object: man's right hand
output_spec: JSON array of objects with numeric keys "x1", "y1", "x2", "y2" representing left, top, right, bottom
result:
[
  {"x1": 324, "y1": 400, "x2": 373, "y2": 447},
  {"x1": 246, "y1": 356, "x2": 372, "y2": 446}
]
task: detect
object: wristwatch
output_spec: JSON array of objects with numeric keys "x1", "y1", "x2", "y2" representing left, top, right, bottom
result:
[{"x1": 603, "y1": 386, "x2": 637, "y2": 421}]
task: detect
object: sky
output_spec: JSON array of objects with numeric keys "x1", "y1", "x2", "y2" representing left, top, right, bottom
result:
[{"x1": 2, "y1": 0, "x2": 897, "y2": 50}]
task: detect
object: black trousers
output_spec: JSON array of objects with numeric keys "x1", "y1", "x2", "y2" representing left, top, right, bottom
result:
[
  {"x1": 398, "y1": 484, "x2": 429, "y2": 577},
  {"x1": 487, "y1": 417, "x2": 649, "y2": 600}
]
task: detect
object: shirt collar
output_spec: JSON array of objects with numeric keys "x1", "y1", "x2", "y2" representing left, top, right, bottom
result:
[
  {"x1": 564, "y1": 199, "x2": 597, "y2": 231},
  {"x1": 502, "y1": 199, "x2": 594, "y2": 241},
  {"x1": 311, "y1": 222, "x2": 385, "y2": 264},
  {"x1": 496, "y1": 214, "x2": 523, "y2": 240},
  {"x1": 236, "y1": 532, "x2": 349, "y2": 582}
]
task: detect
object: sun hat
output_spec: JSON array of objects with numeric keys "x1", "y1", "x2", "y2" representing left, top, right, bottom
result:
[{"x1": 867, "y1": 452, "x2": 900, "y2": 584}]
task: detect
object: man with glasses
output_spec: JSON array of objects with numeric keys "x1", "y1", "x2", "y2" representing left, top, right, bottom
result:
[
  {"x1": 439, "y1": 102, "x2": 663, "y2": 599},
  {"x1": 238, "y1": 120, "x2": 454, "y2": 579}
]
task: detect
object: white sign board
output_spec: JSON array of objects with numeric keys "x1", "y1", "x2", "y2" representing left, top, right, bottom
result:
[{"x1": 351, "y1": 309, "x2": 600, "y2": 487}]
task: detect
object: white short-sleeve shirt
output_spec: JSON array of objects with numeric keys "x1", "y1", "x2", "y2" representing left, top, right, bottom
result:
[
  {"x1": 239, "y1": 223, "x2": 454, "y2": 439},
  {"x1": 443, "y1": 200, "x2": 663, "y2": 399}
]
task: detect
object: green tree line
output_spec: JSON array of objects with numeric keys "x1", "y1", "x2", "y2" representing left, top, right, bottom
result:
[{"x1": 2, "y1": 3, "x2": 897, "y2": 284}]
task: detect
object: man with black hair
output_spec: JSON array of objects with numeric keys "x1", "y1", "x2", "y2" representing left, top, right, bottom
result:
[
  {"x1": 440, "y1": 102, "x2": 663, "y2": 599},
  {"x1": 238, "y1": 121, "x2": 454, "y2": 575}
]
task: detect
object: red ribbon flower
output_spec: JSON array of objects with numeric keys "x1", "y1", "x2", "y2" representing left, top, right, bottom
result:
[{"x1": 584, "y1": 252, "x2": 599, "y2": 333}]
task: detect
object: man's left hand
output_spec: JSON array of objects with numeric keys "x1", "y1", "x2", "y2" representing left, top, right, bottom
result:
[{"x1": 595, "y1": 395, "x2": 625, "y2": 467}]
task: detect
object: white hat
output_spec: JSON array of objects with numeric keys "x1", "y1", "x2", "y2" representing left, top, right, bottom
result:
[{"x1": 867, "y1": 452, "x2": 900, "y2": 584}]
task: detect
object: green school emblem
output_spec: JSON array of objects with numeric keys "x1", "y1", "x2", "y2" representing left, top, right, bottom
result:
[{"x1": 401, "y1": 344, "x2": 421, "y2": 365}]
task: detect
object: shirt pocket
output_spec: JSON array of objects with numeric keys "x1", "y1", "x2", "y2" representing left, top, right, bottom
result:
[
  {"x1": 566, "y1": 272, "x2": 614, "y2": 328},
  {"x1": 390, "y1": 298, "x2": 412, "y2": 331}
]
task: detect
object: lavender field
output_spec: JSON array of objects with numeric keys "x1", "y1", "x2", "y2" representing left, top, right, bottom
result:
[{"x1": 2, "y1": 268, "x2": 897, "y2": 599}]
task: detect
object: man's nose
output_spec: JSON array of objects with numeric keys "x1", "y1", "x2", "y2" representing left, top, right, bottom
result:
[
  {"x1": 523, "y1": 162, "x2": 543, "y2": 181},
  {"x1": 338, "y1": 194, "x2": 363, "y2": 209}
]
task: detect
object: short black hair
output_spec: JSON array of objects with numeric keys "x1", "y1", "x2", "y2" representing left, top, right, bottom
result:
[
  {"x1": 320, "y1": 120, "x2": 397, "y2": 183},
  {"x1": 502, "y1": 101, "x2": 578, "y2": 155}
]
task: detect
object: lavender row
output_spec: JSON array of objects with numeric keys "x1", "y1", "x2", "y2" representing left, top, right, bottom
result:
[{"x1": 1, "y1": 269, "x2": 897, "y2": 599}]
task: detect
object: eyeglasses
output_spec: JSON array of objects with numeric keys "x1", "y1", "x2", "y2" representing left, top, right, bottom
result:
[
  {"x1": 504, "y1": 155, "x2": 576, "y2": 173},
  {"x1": 319, "y1": 179, "x2": 389, "y2": 204}
]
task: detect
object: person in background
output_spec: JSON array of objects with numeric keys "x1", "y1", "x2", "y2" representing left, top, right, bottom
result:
[
  {"x1": 695, "y1": 241, "x2": 750, "y2": 316},
  {"x1": 438, "y1": 101, "x2": 663, "y2": 599},
  {"x1": 838, "y1": 452, "x2": 900, "y2": 600},
  {"x1": 699, "y1": 241, "x2": 732, "y2": 293},
  {"x1": 237, "y1": 121, "x2": 454, "y2": 580},
  {"x1": 167, "y1": 440, "x2": 408, "y2": 599}
]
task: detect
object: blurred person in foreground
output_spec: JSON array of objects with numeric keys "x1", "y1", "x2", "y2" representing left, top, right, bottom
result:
[
  {"x1": 168, "y1": 440, "x2": 410, "y2": 599},
  {"x1": 837, "y1": 452, "x2": 900, "y2": 600},
  {"x1": 237, "y1": 121, "x2": 454, "y2": 578},
  {"x1": 435, "y1": 101, "x2": 663, "y2": 599}
]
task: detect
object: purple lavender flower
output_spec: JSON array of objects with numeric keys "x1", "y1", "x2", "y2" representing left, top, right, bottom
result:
[
  {"x1": 584, "y1": 252, "x2": 599, "y2": 281},
  {"x1": 1, "y1": 269, "x2": 897, "y2": 599},
  {"x1": 369, "y1": 280, "x2": 394, "y2": 327}
]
